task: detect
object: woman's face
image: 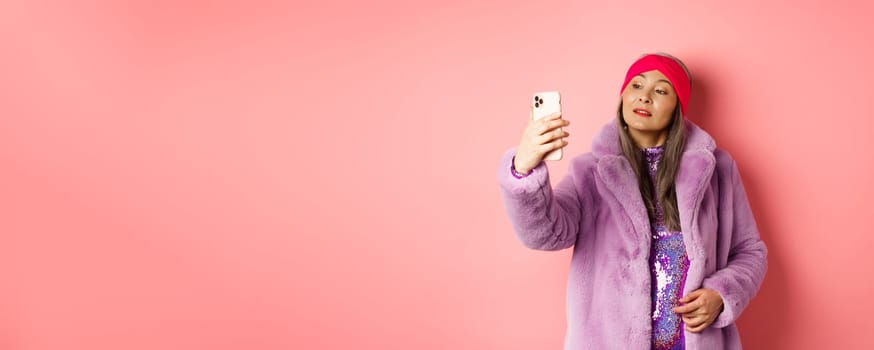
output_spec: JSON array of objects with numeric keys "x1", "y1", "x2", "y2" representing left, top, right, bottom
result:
[{"x1": 621, "y1": 70, "x2": 678, "y2": 142}]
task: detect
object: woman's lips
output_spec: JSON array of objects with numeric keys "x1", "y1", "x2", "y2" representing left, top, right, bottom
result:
[{"x1": 633, "y1": 108, "x2": 652, "y2": 117}]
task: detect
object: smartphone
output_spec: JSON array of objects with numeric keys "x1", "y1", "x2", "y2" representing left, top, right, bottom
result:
[{"x1": 532, "y1": 91, "x2": 563, "y2": 161}]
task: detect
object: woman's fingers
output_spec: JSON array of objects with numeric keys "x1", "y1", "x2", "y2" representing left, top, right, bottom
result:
[
  {"x1": 537, "y1": 117, "x2": 569, "y2": 135},
  {"x1": 528, "y1": 111, "x2": 559, "y2": 128},
  {"x1": 683, "y1": 314, "x2": 706, "y2": 327},
  {"x1": 680, "y1": 304, "x2": 717, "y2": 333},
  {"x1": 672, "y1": 303, "x2": 697, "y2": 315},
  {"x1": 683, "y1": 315, "x2": 707, "y2": 333},
  {"x1": 527, "y1": 112, "x2": 569, "y2": 148},
  {"x1": 540, "y1": 138, "x2": 568, "y2": 152},
  {"x1": 517, "y1": 110, "x2": 569, "y2": 171},
  {"x1": 534, "y1": 112, "x2": 565, "y2": 128},
  {"x1": 685, "y1": 317, "x2": 713, "y2": 333},
  {"x1": 686, "y1": 323, "x2": 707, "y2": 333},
  {"x1": 543, "y1": 111, "x2": 562, "y2": 121},
  {"x1": 537, "y1": 129, "x2": 569, "y2": 144},
  {"x1": 537, "y1": 129, "x2": 569, "y2": 148}
]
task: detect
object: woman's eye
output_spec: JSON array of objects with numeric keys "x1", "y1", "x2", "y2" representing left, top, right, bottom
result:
[
  {"x1": 632, "y1": 83, "x2": 642, "y2": 89},
  {"x1": 656, "y1": 89, "x2": 667, "y2": 95}
]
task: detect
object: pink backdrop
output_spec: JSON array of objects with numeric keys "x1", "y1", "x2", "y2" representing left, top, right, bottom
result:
[{"x1": 2, "y1": 0, "x2": 872, "y2": 349}]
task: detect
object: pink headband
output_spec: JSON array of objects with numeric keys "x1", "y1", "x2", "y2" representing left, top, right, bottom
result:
[{"x1": 620, "y1": 54, "x2": 691, "y2": 115}]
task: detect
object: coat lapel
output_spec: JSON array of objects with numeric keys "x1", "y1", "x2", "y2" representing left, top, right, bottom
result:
[
  {"x1": 590, "y1": 119, "x2": 718, "y2": 265},
  {"x1": 596, "y1": 154, "x2": 652, "y2": 248},
  {"x1": 673, "y1": 121, "x2": 718, "y2": 298},
  {"x1": 674, "y1": 149, "x2": 716, "y2": 262}
]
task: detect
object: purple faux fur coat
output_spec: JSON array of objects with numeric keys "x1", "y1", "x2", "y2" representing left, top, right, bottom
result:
[{"x1": 497, "y1": 119, "x2": 767, "y2": 349}]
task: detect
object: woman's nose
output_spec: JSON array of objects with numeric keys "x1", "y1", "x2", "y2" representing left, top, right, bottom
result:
[{"x1": 637, "y1": 94, "x2": 652, "y2": 103}]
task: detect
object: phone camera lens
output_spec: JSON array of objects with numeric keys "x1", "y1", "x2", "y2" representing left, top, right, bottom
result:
[
  {"x1": 534, "y1": 96, "x2": 539, "y2": 102},
  {"x1": 535, "y1": 102, "x2": 540, "y2": 108}
]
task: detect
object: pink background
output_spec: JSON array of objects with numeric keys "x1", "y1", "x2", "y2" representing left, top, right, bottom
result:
[{"x1": 2, "y1": 0, "x2": 872, "y2": 349}]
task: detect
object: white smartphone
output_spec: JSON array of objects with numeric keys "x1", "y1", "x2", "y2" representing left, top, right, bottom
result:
[{"x1": 532, "y1": 91, "x2": 563, "y2": 161}]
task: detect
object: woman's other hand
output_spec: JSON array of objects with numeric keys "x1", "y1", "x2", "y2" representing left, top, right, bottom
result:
[{"x1": 672, "y1": 288, "x2": 725, "y2": 333}]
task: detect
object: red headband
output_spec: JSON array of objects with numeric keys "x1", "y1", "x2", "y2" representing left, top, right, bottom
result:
[{"x1": 620, "y1": 54, "x2": 691, "y2": 115}]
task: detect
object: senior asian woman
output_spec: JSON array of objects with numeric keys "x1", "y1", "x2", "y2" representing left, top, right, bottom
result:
[{"x1": 497, "y1": 53, "x2": 767, "y2": 349}]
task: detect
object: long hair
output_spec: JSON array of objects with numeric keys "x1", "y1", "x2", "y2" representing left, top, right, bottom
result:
[{"x1": 616, "y1": 53, "x2": 690, "y2": 232}]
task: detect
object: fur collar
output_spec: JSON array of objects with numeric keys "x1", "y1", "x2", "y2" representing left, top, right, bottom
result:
[
  {"x1": 591, "y1": 119, "x2": 716, "y2": 157},
  {"x1": 591, "y1": 119, "x2": 717, "y2": 266}
]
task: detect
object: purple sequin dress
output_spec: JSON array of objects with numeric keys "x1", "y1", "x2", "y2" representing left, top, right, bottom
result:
[{"x1": 643, "y1": 145, "x2": 690, "y2": 350}]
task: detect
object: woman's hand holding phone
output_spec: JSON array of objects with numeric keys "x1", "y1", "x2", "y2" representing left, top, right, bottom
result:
[{"x1": 514, "y1": 108, "x2": 570, "y2": 175}]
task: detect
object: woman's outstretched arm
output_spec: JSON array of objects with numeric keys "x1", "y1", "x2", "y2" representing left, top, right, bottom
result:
[{"x1": 496, "y1": 147, "x2": 585, "y2": 251}]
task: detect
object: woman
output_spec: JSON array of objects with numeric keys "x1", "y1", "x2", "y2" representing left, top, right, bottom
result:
[{"x1": 496, "y1": 53, "x2": 767, "y2": 349}]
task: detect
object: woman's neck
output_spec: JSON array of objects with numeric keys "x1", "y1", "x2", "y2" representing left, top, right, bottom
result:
[{"x1": 629, "y1": 129, "x2": 668, "y2": 148}]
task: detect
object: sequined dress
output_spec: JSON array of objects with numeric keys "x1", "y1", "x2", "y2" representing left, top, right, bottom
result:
[{"x1": 643, "y1": 145, "x2": 690, "y2": 350}]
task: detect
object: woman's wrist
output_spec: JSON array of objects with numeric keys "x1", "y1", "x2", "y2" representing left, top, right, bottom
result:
[{"x1": 511, "y1": 156, "x2": 532, "y2": 178}]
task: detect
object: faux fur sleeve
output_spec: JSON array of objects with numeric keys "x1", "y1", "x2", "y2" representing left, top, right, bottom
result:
[
  {"x1": 702, "y1": 152, "x2": 769, "y2": 328},
  {"x1": 496, "y1": 147, "x2": 583, "y2": 251}
]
